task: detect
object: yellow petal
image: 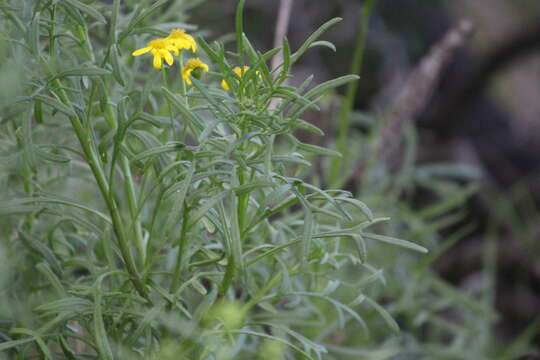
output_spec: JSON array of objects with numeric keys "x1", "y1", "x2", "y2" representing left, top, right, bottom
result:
[
  {"x1": 233, "y1": 66, "x2": 250, "y2": 76},
  {"x1": 153, "y1": 55, "x2": 162, "y2": 69},
  {"x1": 221, "y1": 79, "x2": 230, "y2": 90},
  {"x1": 132, "y1": 47, "x2": 151, "y2": 56},
  {"x1": 163, "y1": 50, "x2": 174, "y2": 66},
  {"x1": 183, "y1": 70, "x2": 193, "y2": 85},
  {"x1": 189, "y1": 38, "x2": 197, "y2": 52}
]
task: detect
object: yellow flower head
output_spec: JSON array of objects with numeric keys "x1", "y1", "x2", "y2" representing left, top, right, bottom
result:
[
  {"x1": 166, "y1": 29, "x2": 197, "y2": 55},
  {"x1": 221, "y1": 66, "x2": 251, "y2": 90},
  {"x1": 132, "y1": 39, "x2": 176, "y2": 69},
  {"x1": 181, "y1": 58, "x2": 209, "y2": 85}
]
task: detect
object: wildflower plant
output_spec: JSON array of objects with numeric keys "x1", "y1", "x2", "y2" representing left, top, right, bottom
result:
[{"x1": 0, "y1": 1, "x2": 428, "y2": 359}]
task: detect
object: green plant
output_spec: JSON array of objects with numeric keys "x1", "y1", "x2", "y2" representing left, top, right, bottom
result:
[{"x1": 0, "y1": 1, "x2": 428, "y2": 359}]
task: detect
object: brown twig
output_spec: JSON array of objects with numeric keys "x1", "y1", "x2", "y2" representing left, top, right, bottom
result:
[
  {"x1": 425, "y1": 20, "x2": 540, "y2": 137},
  {"x1": 271, "y1": 0, "x2": 294, "y2": 73},
  {"x1": 377, "y1": 19, "x2": 474, "y2": 169}
]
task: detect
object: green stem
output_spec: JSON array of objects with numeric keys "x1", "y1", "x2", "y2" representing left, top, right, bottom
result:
[
  {"x1": 162, "y1": 66, "x2": 177, "y2": 142},
  {"x1": 121, "y1": 155, "x2": 146, "y2": 265},
  {"x1": 329, "y1": 0, "x2": 378, "y2": 188},
  {"x1": 161, "y1": 66, "x2": 169, "y2": 88},
  {"x1": 178, "y1": 53, "x2": 190, "y2": 141},
  {"x1": 52, "y1": 80, "x2": 149, "y2": 301},
  {"x1": 242, "y1": 272, "x2": 282, "y2": 313},
  {"x1": 170, "y1": 211, "x2": 189, "y2": 294},
  {"x1": 178, "y1": 52, "x2": 187, "y2": 102},
  {"x1": 22, "y1": 160, "x2": 35, "y2": 232},
  {"x1": 48, "y1": 6, "x2": 56, "y2": 59},
  {"x1": 237, "y1": 168, "x2": 249, "y2": 233}
]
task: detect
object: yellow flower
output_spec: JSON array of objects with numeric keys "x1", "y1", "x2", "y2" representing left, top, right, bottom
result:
[
  {"x1": 181, "y1": 58, "x2": 209, "y2": 85},
  {"x1": 132, "y1": 39, "x2": 176, "y2": 69},
  {"x1": 166, "y1": 29, "x2": 197, "y2": 55},
  {"x1": 221, "y1": 66, "x2": 251, "y2": 90}
]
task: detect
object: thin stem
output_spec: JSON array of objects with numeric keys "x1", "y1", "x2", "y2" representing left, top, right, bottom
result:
[
  {"x1": 22, "y1": 154, "x2": 35, "y2": 232},
  {"x1": 178, "y1": 53, "x2": 190, "y2": 141},
  {"x1": 167, "y1": 52, "x2": 191, "y2": 291},
  {"x1": 237, "y1": 168, "x2": 249, "y2": 233},
  {"x1": 329, "y1": 0, "x2": 378, "y2": 188},
  {"x1": 161, "y1": 66, "x2": 169, "y2": 88},
  {"x1": 170, "y1": 211, "x2": 189, "y2": 294},
  {"x1": 52, "y1": 80, "x2": 149, "y2": 301},
  {"x1": 121, "y1": 155, "x2": 146, "y2": 265},
  {"x1": 48, "y1": 5, "x2": 56, "y2": 59}
]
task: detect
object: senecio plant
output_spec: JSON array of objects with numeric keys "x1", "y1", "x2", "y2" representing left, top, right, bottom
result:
[{"x1": 0, "y1": 0, "x2": 426, "y2": 359}]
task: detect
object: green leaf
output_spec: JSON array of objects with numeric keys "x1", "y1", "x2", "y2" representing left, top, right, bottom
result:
[
  {"x1": 34, "y1": 297, "x2": 92, "y2": 316},
  {"x1": 93, "y1": 274, "x2": 116, "y2": 360},
  {"x1": 19, "y1": 232, "x2": 62, "y2": 275},
  {"x1": 309, "y1": 40, "x2": 336, "y2": 52},
  {"x1": 229, "y1": 179, "x2": 244, "y2": 276},
  {"x1": 36, "y1": 262, "x2": 65, "y2": 296},
  {"x1": 297, "y1": 142, "x2": 342, "y2": 158},
  {"x1": 131, "y1": 142, "x2": 185, "y2": 163},
  {"x1": 119, "y1": 0, "x2": 169, "y2": 42},
  {"x1": 235, "y1": 0, "x2": 246, "y2": 66},
  {"x1": 0, "y1": 196, "x2": 111, "y2": 224},
  {"x1": 352, "y1": 295, "x2": 400, "y2": 334},
  {"x1": 110, "y1": 45, "x2": 125, "y2": 86},
  {"x1": 187, "y1": 191, "x2": 230, "y2": 230},
  {"x1": 33, "y1": 94, "x2": 76, "y2": 117},
  {"x1": 337, "y1": 197, "x2": 373, "y2": 221},
  {"x1": 197, "y1": 37, "x2": 220, "y2": 63},
  {"x1": 278, "y1": 37, "x2": 290, "y2": 84},
  {"x1": 63, "y1": 0, "x2": 106, "y2": 24},
  {"x1": 361, "y1": 232, "x2": 428, "y2": 253},
  {"x1": 289, "y1": 291, "x2": 367, "y2": 332},
  {"x1": 28, "y1": 11, "x2": 40, "y2": 56},
  {"x1": 0, "y1": 338, "x2": 34, "y2": 352},
  {"x1": 34, "y1": 101, "x2": 43, "y2": 124},
  {"x1": 291, "y1": 17, "x2": 342, "y2": 64},
  {"x1": 246, "y1": 239, "x2": 301, "y2": 267},
  {"x1": 59, "y1": 336, "x2": 77, "y2": 360},
  {"x1": 241, "y1": 33, "x2": 258, "y2": 64},
  {"x1": 108, "y1": 0, "x2": 121, "y2": 45},
  {"x1": 162, "y1": 164, "x2": 195, "y2": 234},
  {"x1": 256, "y1": 323, "x2": 327, "y2": 357},
  {"x1": 207, "y1": 329, "x2": 313, "y2": 359},
  {"x1": 125, "y1": 306, "x2": 164, "y2": 345},
  {"x1": 191, "y1": 78, "x2": 232, "y2": 120},
  {"x1": 161, "y1": 87, "x2": 205, "y2": 136},
  {"x1": 272, "y1": 154, "x2": 311, "y2": 166},
  {"x1": 233, "y1": 180, "x2": 275, "y2": 196},
  {"x1": 9, "y1": 328, "x2": 53, "y2": 360},
  {"x1": 52, "y1": 66, "x2": 111, "y2": 80},
  {"x1": 303, "y1": 75, "x2": 359, "y2": 101},
  {"x1": 290, "y1": 119, "x2": 325, "y2": 136}
]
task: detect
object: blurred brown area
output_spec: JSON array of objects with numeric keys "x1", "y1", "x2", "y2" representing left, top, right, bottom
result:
[{"x1": 192, "y1": 0, "x2": 540, "y2": 345}]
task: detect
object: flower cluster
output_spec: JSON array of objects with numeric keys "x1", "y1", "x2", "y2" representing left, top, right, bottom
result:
[
  {"x1": 132, "y1": 29, "x2": 257, "y2": 91},
  {"x1": 132, "y1": 29, "x2": 208, "y2": 85}
]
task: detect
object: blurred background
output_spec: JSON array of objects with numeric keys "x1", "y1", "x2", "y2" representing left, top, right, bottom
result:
[{"x1": 190, "y1": 0, "x2": 540, "y2": 351}]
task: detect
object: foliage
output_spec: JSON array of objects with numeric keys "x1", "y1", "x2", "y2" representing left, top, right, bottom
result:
[{"x1": 2, "y1": 0, "x2": 534, "y2": 359}]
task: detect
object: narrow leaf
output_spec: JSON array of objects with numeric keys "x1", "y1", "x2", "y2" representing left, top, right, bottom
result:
[
  {"x1": 362, "y1": 232, "x2": 428, "y2": 253},
  {"x1": 291, "y1": 17, "x2": 342, "y2": 64},
  {"x1": 64, "y1": 0, "x2": 106, "y2": 23},
  {"x1": 33, "y1": 94, "x2": 75, "y2": 117}
]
